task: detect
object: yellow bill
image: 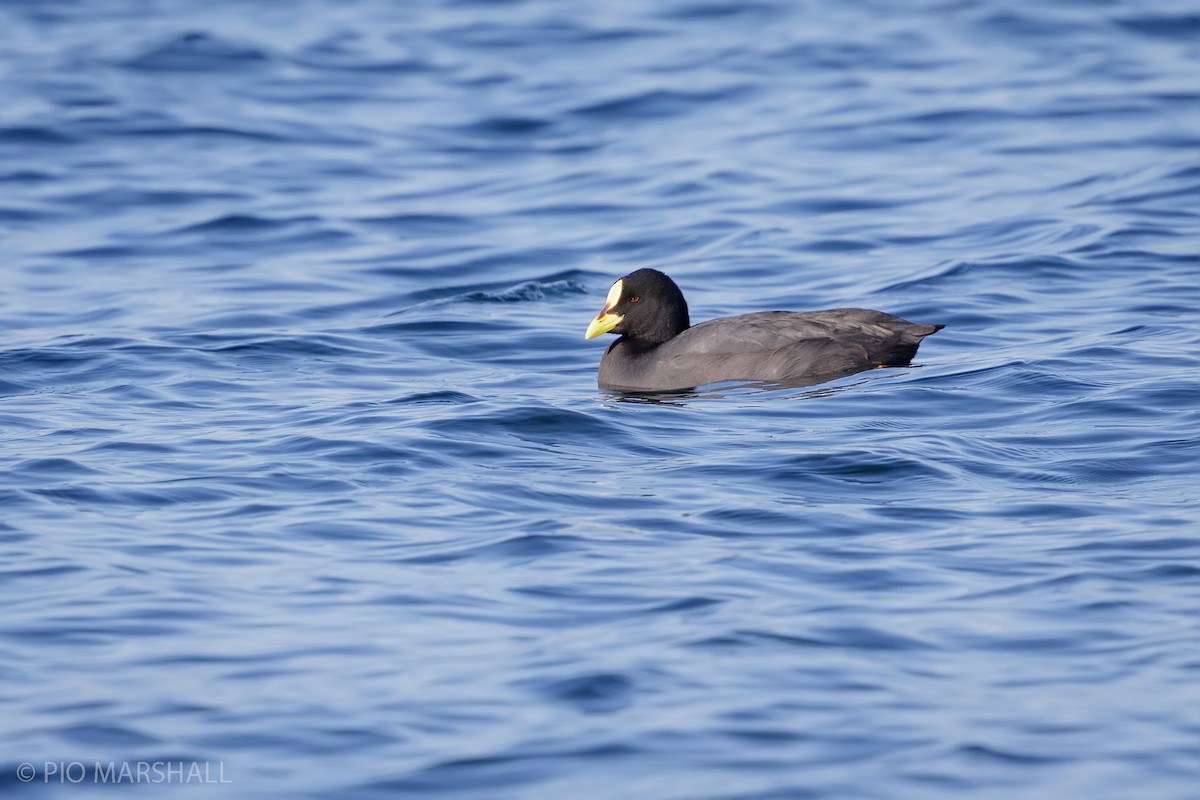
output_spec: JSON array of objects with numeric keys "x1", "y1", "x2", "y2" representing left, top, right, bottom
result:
[{"x1": 584, "y1": 279, "x2": 625, "y2": 339}]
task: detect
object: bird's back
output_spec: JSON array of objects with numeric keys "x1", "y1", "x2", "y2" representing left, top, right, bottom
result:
[{"x1": 598, "y1": 309, "x2": 942, "y2": 391}]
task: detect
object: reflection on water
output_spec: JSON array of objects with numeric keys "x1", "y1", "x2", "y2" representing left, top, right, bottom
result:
[{"x1": 604, "y1": 372, "x2": 886, "y2": 405}]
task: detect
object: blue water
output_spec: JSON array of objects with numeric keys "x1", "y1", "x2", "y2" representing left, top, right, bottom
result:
[{"x1": 2, "y1": 0, "x2": 1199, "y2": 797}]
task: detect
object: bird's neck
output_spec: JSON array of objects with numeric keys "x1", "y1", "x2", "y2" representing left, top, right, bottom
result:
[{"x1": 639, "y1": 308, "x2": 689, "y2": 346}]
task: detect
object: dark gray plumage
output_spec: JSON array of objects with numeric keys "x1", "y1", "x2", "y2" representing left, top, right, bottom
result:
[{"x1": 585, "y1": 268, "x2": 943, "y2": 392}]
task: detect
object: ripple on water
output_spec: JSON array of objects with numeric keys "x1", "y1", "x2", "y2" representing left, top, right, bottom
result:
[
  {"x1": 120, "y1": 32, "x2": 274, "y2": 72},
  {"x1": 2, "y1": 0, "x2": 1199, "y2": 798}
]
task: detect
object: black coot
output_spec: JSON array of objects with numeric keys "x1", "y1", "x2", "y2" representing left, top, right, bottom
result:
[{"x1": 585, "y1": 268, "x2": 943, "y2": 392}]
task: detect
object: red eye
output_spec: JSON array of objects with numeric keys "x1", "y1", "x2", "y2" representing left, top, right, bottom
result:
[{"x1": 631, "y1": 296, "x2": 640, "y2": 303}]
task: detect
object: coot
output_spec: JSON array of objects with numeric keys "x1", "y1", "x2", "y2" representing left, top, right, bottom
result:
[{"x1": 585, "y1": 268, "x2": 943, "y2": 392}]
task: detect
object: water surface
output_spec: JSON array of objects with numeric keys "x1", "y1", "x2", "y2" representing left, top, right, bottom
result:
[{"x1": 2, "y1": 0, "x2": 1199, "y2": 797}]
